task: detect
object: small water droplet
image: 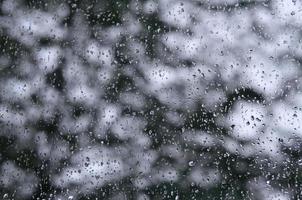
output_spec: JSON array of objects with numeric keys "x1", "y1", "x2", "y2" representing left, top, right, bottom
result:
[
  {"x1": 188, "y1": 161, "x2": 195, "y2": 167},
  {"x1": 3, "y1": 194, "x2": 8, "y2": 199},
  {"x1": 68, "y1": 196, "x2": 74, "y2": 200}
]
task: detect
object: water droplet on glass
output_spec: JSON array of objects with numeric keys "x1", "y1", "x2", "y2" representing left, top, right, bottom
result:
[{"x1": 188, "y1": 161, "x2": 195, "y2": 167}]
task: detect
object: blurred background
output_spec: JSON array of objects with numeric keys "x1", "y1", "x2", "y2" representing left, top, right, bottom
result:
[{"x1": 0, "y1": 0, "x2": 302, "y2": 199}]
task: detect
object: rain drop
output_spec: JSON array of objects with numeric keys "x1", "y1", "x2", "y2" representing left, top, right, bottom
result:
[{"x1": 188, "y1": 161, "x2": 195, "y2": 167}]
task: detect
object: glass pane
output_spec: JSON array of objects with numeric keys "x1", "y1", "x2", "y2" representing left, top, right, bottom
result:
[{"x1": 0, "y1": 0, "x2": 300, "y2": 199}]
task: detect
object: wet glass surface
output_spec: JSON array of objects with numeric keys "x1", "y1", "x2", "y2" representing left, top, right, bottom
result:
[{"x1": 0, "y1": 0, "x2": 302, "y2": 199}]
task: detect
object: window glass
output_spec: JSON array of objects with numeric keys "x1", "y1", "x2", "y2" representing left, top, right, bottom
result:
[{"x1": 0, "y1": 0, "x2": 301, "y2": 199}]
